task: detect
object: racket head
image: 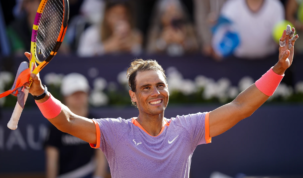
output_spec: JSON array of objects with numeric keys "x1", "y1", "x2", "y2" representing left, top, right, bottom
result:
[{"x1": 30, "y1": 0, "x2": 69, "y2": 73}]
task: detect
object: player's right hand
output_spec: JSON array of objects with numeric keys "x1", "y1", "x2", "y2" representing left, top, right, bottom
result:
[{"x1": 24, "y1": 52, "x2": 45, "y2": 97}]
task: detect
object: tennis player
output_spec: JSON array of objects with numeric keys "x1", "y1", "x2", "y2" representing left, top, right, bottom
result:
[{"x1": 26, "y1": 26, "x2": 298, "y2": 178}]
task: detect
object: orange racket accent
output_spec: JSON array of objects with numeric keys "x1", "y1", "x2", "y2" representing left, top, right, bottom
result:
[
  {"x1": 0, "y1": 69, "x2": 30, "y2": 98},
  {"x1": 32, "y1": 61, "x2": 48, "y2": 75},
  {"x1": 37, "y1": 0, "x2": 47, "y2": 13},
  {"x1": 56, "y1": 26, "x2": 64, "y2": 42},
  {"x1": 57, "y1": 26, "x2": 68, "y2": 42}
]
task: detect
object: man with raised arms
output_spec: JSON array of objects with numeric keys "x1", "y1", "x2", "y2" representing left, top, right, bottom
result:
[{"x1": 26, "y1": 26, "x2": 298, "y2": 178}]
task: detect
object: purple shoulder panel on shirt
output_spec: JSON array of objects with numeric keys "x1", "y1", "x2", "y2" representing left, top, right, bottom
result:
[{"x1": 172, "y1": 112, "x2": 208, "y2": 146}]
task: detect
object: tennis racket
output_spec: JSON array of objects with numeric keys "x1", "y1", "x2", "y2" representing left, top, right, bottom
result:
[
  {"x1": 7, "y1": 87, "x2": 29, "y2": 130},
  {"x1": 7, "y1": 0, "x2": 70, "y2": 130},
  {"x1": 29, "y1": 0, "x2": 70, "y2": 75}
]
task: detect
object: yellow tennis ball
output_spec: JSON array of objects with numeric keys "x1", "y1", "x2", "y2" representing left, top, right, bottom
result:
[{"x1": 273, "y1": 20, "x2": 294, "y2": 43}]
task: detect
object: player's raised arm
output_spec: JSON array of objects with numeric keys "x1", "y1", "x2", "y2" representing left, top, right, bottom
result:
[
  {"x1": 208, "y1": 26, "x2": 299, "y2": 138},
  {"x1": 26, "y1": 54, "x2": 96, "y2": 144}
]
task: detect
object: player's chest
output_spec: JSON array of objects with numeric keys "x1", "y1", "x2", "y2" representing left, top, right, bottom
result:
[{"x1": 115, "y1": 128, "x2": 192, "y2": 159}]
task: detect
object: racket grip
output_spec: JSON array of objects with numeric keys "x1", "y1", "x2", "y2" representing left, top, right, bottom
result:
[{"x1": 7, "y1": 88, "x2": 29, "y2": 130}]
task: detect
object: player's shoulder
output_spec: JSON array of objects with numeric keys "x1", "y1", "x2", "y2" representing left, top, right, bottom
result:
[
  {"x1": 92, "y1": 117, "x2": 134, "y2": 139},
  {"x1": 169, "y1": 112, "x2": 208, "y2": 125},
  {"x1": 172, "y1": 112, "x2": 208, "y2": 119},
  {"x1": 93, "y1": 117, "x2": 133, "y2": 129},
  {"x1": 94, "y1": 117, "x2": 132, "y2": 124}
]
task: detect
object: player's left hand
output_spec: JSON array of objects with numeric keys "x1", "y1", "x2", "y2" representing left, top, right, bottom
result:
[{"x1": 273, "y1": 25, "x2": 299, "y2": 75}]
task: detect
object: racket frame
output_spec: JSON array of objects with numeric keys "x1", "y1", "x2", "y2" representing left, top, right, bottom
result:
[{"x1": 30, "y1": 0, "x2": 69, "y2": 75}]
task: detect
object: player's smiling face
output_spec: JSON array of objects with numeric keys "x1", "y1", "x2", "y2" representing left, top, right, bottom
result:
[{"x1": 130, "y1": 70, "x2": 169, "y2": 115}]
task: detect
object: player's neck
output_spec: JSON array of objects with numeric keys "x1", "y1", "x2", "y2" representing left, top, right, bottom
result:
[{"x1": 136, "y1": 113, "x2": 166, "y2": 136}]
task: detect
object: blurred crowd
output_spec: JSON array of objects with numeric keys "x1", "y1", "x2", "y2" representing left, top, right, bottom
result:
[{"x1": 1, "y1": 0, "x2": 303, "y2": 60}]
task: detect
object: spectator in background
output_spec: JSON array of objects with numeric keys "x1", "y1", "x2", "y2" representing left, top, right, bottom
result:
[
  {"x1": 6, "y1": 0, "x2": 40, "y2": 55},
  {"x1": 77, "y1": 1, "x2": 142, "y2": 57},
  {"x1": 286, "y1": 0, "x2": 303, "y2": 53},
  {"x1": 146, "y1": 0, "x2": 199, "y2": 56},
  {"x1": 64, "y1": 0, "x2": 105, "y2": 53},
  {"x1": 44, "y1": 73, "x2": 108, "y2": 178},
  {"x1": 194, "y1": 0, "x2": 226, "y2": 57},
  {"x1": 68, "y1": 0, "x2": 85, "y2": 23},
  {"x1": 6, "y1": 0, "x2": 71, "y2": 55},
  {"x1": 218, "y1": 0, "x2": 284, "y2": 59}
]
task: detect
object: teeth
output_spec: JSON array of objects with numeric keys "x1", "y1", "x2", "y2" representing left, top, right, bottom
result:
[{"x1": 150, "y1": 100, "x2": 161, "y2": 104}]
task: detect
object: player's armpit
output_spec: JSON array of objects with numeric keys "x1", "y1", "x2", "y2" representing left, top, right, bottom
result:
[{"x1": 48, "y1": 105, "x2": 97, "y2": 144}]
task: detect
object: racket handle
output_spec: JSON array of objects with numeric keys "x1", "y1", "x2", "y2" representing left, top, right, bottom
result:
[{"x1": 7, "y1": 88, "x2": 29, "y2": 130}]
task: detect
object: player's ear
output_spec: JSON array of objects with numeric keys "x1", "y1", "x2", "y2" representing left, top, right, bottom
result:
[{"x1": 129, "y1": 90, "x2": 137, "y2": 103}]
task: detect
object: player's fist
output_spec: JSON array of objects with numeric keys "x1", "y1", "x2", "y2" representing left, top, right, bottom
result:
[
  {"x1": 28, "y1": 73, "x2": 45, "y2": 97},
  {"x1": 23, "y1": 52, "x2": 45, "y2": 97}
]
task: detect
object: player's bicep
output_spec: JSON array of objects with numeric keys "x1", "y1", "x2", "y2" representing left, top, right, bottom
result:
[
  {"x1": 69, "y1": 115, "x2": 97, "y2": 144},
  {"x1": 49, "y1": 109, "x2": 97, "y2": 144},
  {"x1": 209, "y1": 102, "x2": 243, "y2": 138}
]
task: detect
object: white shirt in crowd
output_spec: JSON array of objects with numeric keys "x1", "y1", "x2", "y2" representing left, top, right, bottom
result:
[
  {"x1": 77, "y1": 26, "x2": 105, "y2": 57},
  {"x1": 221, "y1": 0, "x2": 284, "y2": 59}
]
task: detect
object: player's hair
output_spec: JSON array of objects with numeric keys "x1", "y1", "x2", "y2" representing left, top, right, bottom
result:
[{"x1": 127, "y1": 59, "x2": 166, "y2": 106}]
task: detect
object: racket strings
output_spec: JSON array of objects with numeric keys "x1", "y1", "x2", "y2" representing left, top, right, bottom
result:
[{"x1": 36, "y1": 0, "x2": 64, "y2": 61}]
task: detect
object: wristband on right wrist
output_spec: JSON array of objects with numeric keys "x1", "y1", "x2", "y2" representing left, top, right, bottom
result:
[{"x1": 255, "y1": 67, "x2": 284, "y2": 96}]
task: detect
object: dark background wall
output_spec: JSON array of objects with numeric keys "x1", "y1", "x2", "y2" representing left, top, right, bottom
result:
[
  {"x1": 1, "y1": 53, "x2": 303, "y2": 87},
  {"x1": 0, "y1": 105, "x2": 302, "y2": 177}
]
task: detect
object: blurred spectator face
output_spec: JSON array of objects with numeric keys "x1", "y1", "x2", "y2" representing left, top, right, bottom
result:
[
  {"x1": 61, "y1": 73, "x2": 90, "y2": 110},
  {"x1": 161, "y1": 3, "x2": 183, "y2": 28},
  {"x1": 64, "y1": 91, "x2": 89, "y2": 110},
  {"x1": 22, "y1": 0, "x2": 40, "y2": 15},
  {"x1": 106, "y1": 5, "x2": 129, "y2": 31}
]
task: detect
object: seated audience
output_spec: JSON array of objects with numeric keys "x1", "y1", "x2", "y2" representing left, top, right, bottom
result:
[
  {"x1": 6, "y1": 0, "x2": 40, "y2": 55},
  {"x1": 146, "y1": 0, "x2": 199, "y2": 56},
  {"x1": 194, "y1": 0, "x2": 226, "y2": 57},
  {"x1": 6, "y1": 0, "x2": 73, "y2": 55},
  {"x1": 77, "y1": 1, "x2": 142, "y2": 57},
  {"x1": 64, "y1": 0, "x2": 105, "y2": 53},
  {"x1": 219, "y1": 0, "x2": 284, "y2": 59}
]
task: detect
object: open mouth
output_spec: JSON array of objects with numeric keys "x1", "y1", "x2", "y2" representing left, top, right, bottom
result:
[{"x1": 149, "y1": 99, "x2": 163, "y2": 105}]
